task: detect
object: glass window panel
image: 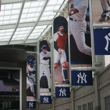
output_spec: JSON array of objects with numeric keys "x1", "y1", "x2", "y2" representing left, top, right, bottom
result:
[
  {"x1": 43, "y1": 12, "x2": 51, "y2": 16},
  {"x1": 40, "y1": 1, "x2": 45, "y2": 6},
  {"x1": 0, "y1": 33, "x2": 4, "y2": 36},
  {"x1": 12, "y1": 3, "x2": 22, "y2": 9},
  {"x1": 48, "y1": 16, "x2": 54, "y2": 19},
  {"x1": 3, "y1": 16, "x2": 10, "y2": 20},
  {"x1": 10, "y1": 15, "x2": 18, "y2": 19},
  {"x1": 40, "y1": 17, "x2": 48, "y2": 20},
  {"x1": 5, "y1": 33, "x2": 12, "y2": 35},
  {"x1": 10, "y1": 20, "x2": 17, "y2": 23},
  {"x1": 48, "y1": 0, "x2": 57, "y2": 5},
  {"x1": 1, "y1": 5, "x2": 5, "y2": 10},
  {"x1": 29, "y1": 8, "x2": 37, "y2": 12},
  {"x1": 37, "y1": 8, "x2": 42, "y2": 11},
  {"x1": 57, "y1": 0, "x2": 64, "y2": 4},
  {"x1": 3, "y1": 21, "x2": 9, "y2": 24},
  {"x1": 24, "y1": 2, "x2": 31, "y2": 8},
  {"x1": 0, "y1": 11, "x2": 4, "y2": 16},
  {"x1": 35, "y1": 13, "x2": 39, "y2": 17},
  {"x1": 5, "y1": 11, "x2": 11, "y2": 15},
  {"x1": 31, "y1": 2, "x2": 40, "y2": 7},
  {"x1": 21, "y1": 14, "x2": 27, "y2": 18},
  {"x1": 45, "y1": 6, "x2": 54, "y2": 11},
  {"x1": 54, "y1": 5, "x2": 60, "y2": 10},
  {"x1": 5, "y1": 4, "x2": 12, "y2": 9},
  {"x1": 23, "y1": 9, "x2": 29, "y2": 13},
  {"x1": 27, "y1": 13, "x2": 35, "y2": 17},
  {"x1": 11, "y1": 10, "x2": 19, "y2": 14},
  {"x1": 26, "y1": 18, "x2": 33, "y2": 22},
  {"x1": 6, "y1": 29, "x2": 14, "y2": 32},
  {"x1": 0, "y1": 17, "x2": 3, "y2": 20}
]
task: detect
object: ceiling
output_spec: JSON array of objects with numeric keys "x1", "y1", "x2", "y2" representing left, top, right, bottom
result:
[{"x1": 0, "y1": 0, "x2": 68, "y2": 46}]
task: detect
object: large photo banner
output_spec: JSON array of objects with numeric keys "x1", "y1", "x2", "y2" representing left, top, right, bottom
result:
[
  {"x1": 26, "y1": 55, "x2": 36, "y2": 108},
  {"x1": 69, "y1": 0, "x2": 92, "y2": 67},
  {"x1": 39, "y1": 40, "x2": 52, "y2": 94},
  {"x1": 92, "y1": 0, "x2": 110, "y2": 23},
  {"x1": 53, "y1": 16, "x2": 70, "y2": 85}
]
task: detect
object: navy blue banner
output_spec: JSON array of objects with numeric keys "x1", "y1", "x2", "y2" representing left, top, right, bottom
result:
[
  {"x1": 94, "y1": 28, "x2": 110, "y2": 55},
  {"x1": 71, "y1": 70, "x2": 93, "y2": 86},
  {"x1": 27, "y1": 101, "x2": 36, "y2": 108},
  {"x1": 55, "y1": 87, "x2": 70, "y2": 98},
  {"x1": 40, "y1": 96, "x2": 52, "y2": 104}
]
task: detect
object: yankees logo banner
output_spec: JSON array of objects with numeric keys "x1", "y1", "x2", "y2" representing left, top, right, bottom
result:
[
  {"x1": 26, "y1": 55, "x2": 36, "y2": 108},
  {"x1": 69, "y1": 0, "x2": 92, "y2": 67},
  {"x1": 40, "y1": 96, "x2": 52, "y2": 104},
  {"x1": 94, "y1": 28, "x2": 110, "y2": 55},
  {"x1": 39, "y1": 40, "x2": 52, "y2": 94},
  {"x1": 55, "y1": 87, "x2": 70, "y2": 98},
  {"x1": 27, "y1": 101, "x2": 36, "y2": 108},
  {"x1": 71, "y1": 70, "x2": 93, "y2": 86},
  {"x1": 53, "y1": 16, "x2": 70, "y2": 86}
]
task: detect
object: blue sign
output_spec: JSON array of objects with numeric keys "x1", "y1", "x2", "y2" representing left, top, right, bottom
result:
[
  {"x1": 55, "y1": 87, "x2": 70, "y2": 98},
  {"x1": 71, "y1": 70, "x2": 93, "y2": 86},
  {"x1": 40, "y1": 96, "x2": 52, "y2": 104},
  {"x1": 94, "y1": 28, "x2": 110, "y2": 55},
  {"x1": 27, "y1": 101, "x2": 36, "y2": 108}
]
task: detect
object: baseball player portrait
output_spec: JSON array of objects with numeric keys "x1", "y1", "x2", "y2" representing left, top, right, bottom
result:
[
  {"x1": 69, "y1": 0, "x2": 92, "y2": 57},
  {"x1": 26, "y1": 56, "x2": 36, "y2": 99},
  {"x1": 54, "y1": 17, "x2": 70, "y2": 84},
  {"x1": 40, "y1": 45, "x2": 51, "y2": 92}
]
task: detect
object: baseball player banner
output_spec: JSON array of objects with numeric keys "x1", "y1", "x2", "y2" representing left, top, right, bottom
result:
[
  {"x1": 71, "y1": 70, "x2": 93, "y2": 86},
  {"x1": 40, "y1": 96, "x2": 52, "y2": 104},
  {"x1": 92, "y1": 0, "x2": 110, "y2": 23},
  {"x1": 69, "y1": 0, "x2": 92, "y2": 67},
  {"x1": 39, "y1": 40, "x2": 52, "y2": 94},
  {"x1": 26, "y1": 55, "x2": 36, "y2": 108},
  {"x1": 55, "y1": 87, "x2": 70, "y2": 98},
  {"x1": 94, "y1": 28, "x2": 110, "y2": 55},
  {"x1": 53, "y1": 16, "x2": 70, "y2": 85}
]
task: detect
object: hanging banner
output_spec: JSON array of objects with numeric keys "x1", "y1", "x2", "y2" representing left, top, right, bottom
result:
[
  {"x1": 39, "y1": 40, "x2": 52, "y2": 97},
  {"x1": 71, "y1": 70, "x2": 93, "y2": 86},
  {"x1": 69, "y1": 0, "x2": 92, "y2": 67},
  {"x1": 53, "y1": 16, "x2": 70, "y2": 86},
  {"x1": 94, "y1": 28, "x2": 110, "y2": 55},
  {"x1": 26, "y1": 55, "x2": 36, "y2": 108},
  {"x1": 40, "y1": 96, "x2": 52, "y2": 104},
  {"x1": 92, "y1": 0, "x2": 110, "y2": 23},
  {"x1": 55, "y1": 87, "x2": 70, "y2": 98}
]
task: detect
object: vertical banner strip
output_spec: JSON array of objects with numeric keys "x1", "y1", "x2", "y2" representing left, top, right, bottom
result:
[
  {"x1": 69, "y1": 0, "x2": 92, "y2": 67},
  {"x1": 53, "y1": 16, "x2": 70, "y2": 98},
  {"x1": 26, "y1": 55, "x2": 36, "y2": 108},
  {"x1": 39, "y1": 40, "x2": 52, "y2": 104}
]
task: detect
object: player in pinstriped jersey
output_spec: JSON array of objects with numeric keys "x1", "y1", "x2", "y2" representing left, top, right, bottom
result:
[
  {"x1": 69, "y1": 0, "x2": 91, "y2": 56},
  {"x1": 99, "y1": 0, "x2": 110, "y2": 21}
]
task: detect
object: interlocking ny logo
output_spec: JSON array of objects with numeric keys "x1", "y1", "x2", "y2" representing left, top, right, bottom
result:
[
  {"x1": 43, "y1": 97, "x2": 49, "y2": 103},
  {"x1": 29, "y1": 102, "x2": 33, "y2": 107},
  {"x1": 77, "y1": 72, "x2": 87, "y2": 84},
  {"x1": 59, "y1": 88, "x2": 66, "y2": 96},
  {"x1": 105, "y1": 33, "x2": 110, "y2": 51}
]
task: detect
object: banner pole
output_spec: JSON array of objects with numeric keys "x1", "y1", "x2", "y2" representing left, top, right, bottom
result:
[{"x1": 37, "y1": 40, "x2": 40, "y2": 104}]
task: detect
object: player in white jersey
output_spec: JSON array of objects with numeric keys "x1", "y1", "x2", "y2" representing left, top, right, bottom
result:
[
  {"x1": 99, "y1": 0, "x2": 110, "y2": 21},
  {"x1": 26, "y1": 59, "x2": 36, "y2": 98},
  {"x1": 40, "y1": 45, "x2": 51, "y2": 92},
  {"x1": 69, "y1": 0, "x2": 91, "y2": 56},
  {"x1": 54, "y1": 24, "x2": 69, "y2": 84}
]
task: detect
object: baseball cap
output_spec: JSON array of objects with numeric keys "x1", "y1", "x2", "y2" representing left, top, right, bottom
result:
[{"x1": 41, "y1": 45, "x2": 47, "y2": 49}]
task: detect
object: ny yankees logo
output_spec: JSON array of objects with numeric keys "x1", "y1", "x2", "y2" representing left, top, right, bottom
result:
[
  {"x1": 43, "y1": 97, "x2": 49, "y2": 103},
  {"x1": 77, "y1": 72, "x2": 87, "y2": 84},
  {"x1": 105, "y1": 33, "x2": 110, "y2": 51},
  {"x1": 59, "y1": 88, "x2": 66, "y2": 96},
  {"x1": 29, "y1": 102, "x2": 33, "y2": 107}
]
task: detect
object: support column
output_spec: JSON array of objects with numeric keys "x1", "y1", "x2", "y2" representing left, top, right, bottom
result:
[
  {"x1": 52, "y1": 97, "x2": 55, "y2": 110},
  {"x1": 71, "y1": 89, "x2": 75, "y2": 110},
  {"x1": 94, "y1": 72, "x2": 100, "y2": 110}
]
